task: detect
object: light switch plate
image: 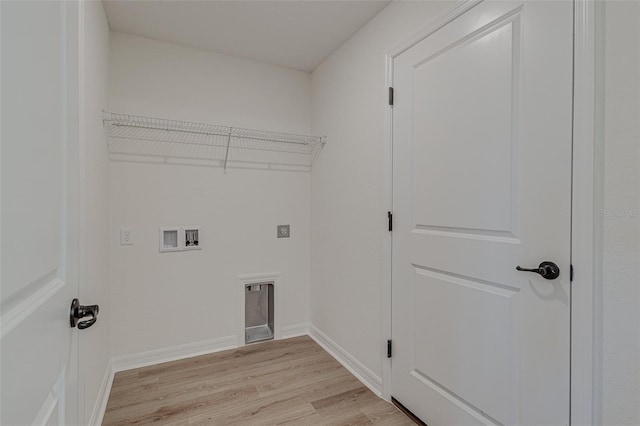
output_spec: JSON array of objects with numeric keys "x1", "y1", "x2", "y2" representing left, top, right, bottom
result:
[
  {"x1": 277, "y1": 225, "x2": 290, "y2": 238},
  {"x1": 120, "y1": 227, "x2": 134, "y2": 245}
]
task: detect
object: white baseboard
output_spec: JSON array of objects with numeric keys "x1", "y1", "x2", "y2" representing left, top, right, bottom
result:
[
  {"x1": 111, "y1": 335, "x2": 237, "y2": 373},
  {"x1": 281, "y1": 323, "x2": 309, "y2": 339},
  {"x1": 88, "y1": 360, "x2": 115, "y2": 426},
  {"x1": 308, "y1": 324, "x2": 383, "y2": 396}
]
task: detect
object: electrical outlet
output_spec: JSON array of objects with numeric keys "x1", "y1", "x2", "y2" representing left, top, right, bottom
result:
[
  {"x1": 120, "y1": 228, "x2": 134, "y2": 245},
  {"x1": 277, "y1": 225, "x2": 290, "y2": 238}
]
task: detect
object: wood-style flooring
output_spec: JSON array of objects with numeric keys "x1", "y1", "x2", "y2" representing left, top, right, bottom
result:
[{"x1": 102, "y1": 336, "x2": 415, "y2": 425}]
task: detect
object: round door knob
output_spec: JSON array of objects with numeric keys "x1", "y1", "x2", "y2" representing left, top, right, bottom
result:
[{"x1": 516, "y1": 261, "x2": 560, "y2": 280}]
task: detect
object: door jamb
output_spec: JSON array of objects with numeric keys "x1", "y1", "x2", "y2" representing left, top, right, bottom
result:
[
  {"x1": 381, "y1": 2, "x2": 602, "y2": 424},
  {"x1": 571, "y1": 1, "x2": 603, "y2": 424},
  {"x1": 76, "y1": 0, "x2": 87, "y2": 422}
]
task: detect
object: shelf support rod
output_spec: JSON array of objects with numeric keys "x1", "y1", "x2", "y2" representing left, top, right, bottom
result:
[{"x1": 223, "y1": 128, "x2": 232, "y2": 170}]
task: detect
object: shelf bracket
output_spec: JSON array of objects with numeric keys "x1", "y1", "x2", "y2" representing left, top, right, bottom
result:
[{"x1": 223, "y1": 128, "x2": 232, "y2": 170}]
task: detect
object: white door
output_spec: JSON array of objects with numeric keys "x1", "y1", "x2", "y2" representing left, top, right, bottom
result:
[
  {"x1": 1, "y1": 1, "x2": 81, "y2": 424},
  {"x1": 391, "y1": 1, "x2": 573, "y2": 425}
]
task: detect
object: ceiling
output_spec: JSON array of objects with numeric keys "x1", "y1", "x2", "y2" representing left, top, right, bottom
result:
[{"x1": 102, "y1": 0, "x2": 390, "y2": 72}]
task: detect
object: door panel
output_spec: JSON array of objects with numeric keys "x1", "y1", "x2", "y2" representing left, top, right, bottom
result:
[
  {"x1": 412, "y1": 267, "x2": 517, "y2": 424},
  {"x1": 412, "y1": 17, "x2": 517, "y2": 234},
  {"x1": 1, "y1": 1, "x2": 79, "y2": 424},
  {"x1": 391, "y1": 2, "x2": 573, "y2": 425}
]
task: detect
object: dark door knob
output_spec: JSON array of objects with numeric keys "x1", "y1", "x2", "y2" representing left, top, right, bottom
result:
[
  {"x1": 516, "y1": 261, "x2": 560, "y2": 280},
  {"x1": 70, "y1": 298, "x2": 99, "y2": 329}
]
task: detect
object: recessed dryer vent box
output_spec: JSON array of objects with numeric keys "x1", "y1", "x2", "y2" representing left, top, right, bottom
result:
[{"x1": 245, "y1": 282, "x2": 274, "y2": 344}]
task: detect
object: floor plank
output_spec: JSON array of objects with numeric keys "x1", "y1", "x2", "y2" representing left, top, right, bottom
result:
[{"x1": 103, "y1": 336, "x2": 415, "y2": 425}]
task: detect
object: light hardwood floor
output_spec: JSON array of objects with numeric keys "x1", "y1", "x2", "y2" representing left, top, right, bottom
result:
[{"x1": 102, "y1": 336, "x2": 415, "y2": 425}]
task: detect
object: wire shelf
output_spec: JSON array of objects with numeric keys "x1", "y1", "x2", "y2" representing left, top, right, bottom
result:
[{"x1": 102, "y1": 112, "x2": 326, "y2": 171}]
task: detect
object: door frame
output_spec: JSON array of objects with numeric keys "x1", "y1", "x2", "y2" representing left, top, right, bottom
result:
[{"x1": 381, "y1": 1, "x2": 602, "y2": 424}]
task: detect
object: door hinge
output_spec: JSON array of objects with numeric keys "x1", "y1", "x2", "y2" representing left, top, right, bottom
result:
[
  {"x1": 570, "y1": 264, "x2": 574, "y2": 282},
  {"x1": 388, "y1": 211, "x2": 393, "y2": 232},
  {"x1": 387, "y1": 339, "x2": 392, "y2": 358},
  {"x1": 388, "y1": 87, "x2": 394, "y2": 106}
]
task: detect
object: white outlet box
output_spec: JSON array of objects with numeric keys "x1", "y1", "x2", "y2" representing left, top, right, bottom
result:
[{"x1": 120, "y1": 228, "x2": 134, "y2": 245}]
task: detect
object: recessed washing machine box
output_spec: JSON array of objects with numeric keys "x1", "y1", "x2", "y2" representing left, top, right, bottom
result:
[
  {"x1": 245, "y1": 282, "x2": 274, "y2": 344},
  {"x1": 184, "y1": 227, "x2": 200, "y2": 250},
  {"x1": 159, "y1": 226, "x2": 201, "y2": 252}
]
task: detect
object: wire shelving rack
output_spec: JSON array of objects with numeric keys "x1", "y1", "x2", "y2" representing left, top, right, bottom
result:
[{"x1": 102, "y1": 112, "x2": 326, "y2": 171}]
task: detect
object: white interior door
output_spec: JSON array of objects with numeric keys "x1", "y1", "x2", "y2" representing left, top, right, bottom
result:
[
  {"x1": 391, "y1": 1, "x2": 573, "y2": 425},
  {"x1": 1, "y1": 1, "x2": 80, "y2": 424}
]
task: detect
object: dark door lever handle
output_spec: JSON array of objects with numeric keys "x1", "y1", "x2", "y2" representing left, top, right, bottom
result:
[
  {"x1": 516, "y1": 261, "x2": 560, "y2": 280},
  {"x1": 70, "y1": 299, "x2": 99, "y2": 329}
]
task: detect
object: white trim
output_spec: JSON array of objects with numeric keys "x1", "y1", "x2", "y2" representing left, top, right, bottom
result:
[
  {"x1": 75, "y1": 1, "x2": 87, "y2": 423},
  {"x1": 0, "y1": 0, "x2": 3, "y2": 336},
  {"x1": 309, "y1": 325, "x2": 382, "y2": 397},
  {"x1": 386, "y1": 0, "x2": 481, "y2": 58},
  {"x1": 236, "y1": 272, "x2": 282, "y2": 347},
  {"x1": 111, "y1": 335, "x2": 237, "y2": 373},
  {"x1": 571, "y1": 0, "x2": 602, "y2": 424},
  {"x1": 281, "y1": 323, "x2": 309, "y2": 339},
  {"x1": 382, "y1": 0, "x2": 602, "y2": 423},
  {"x1": 382, "y1": 52, "x2": 394, "y2": 402},
  {"x1": 0, "y1": 278, "x2": 65, "y2": 339},
  {"x1": 87, "y1": 360, "x2": 114, "y2": 426}
]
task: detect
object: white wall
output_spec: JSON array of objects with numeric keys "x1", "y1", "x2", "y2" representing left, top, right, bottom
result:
[
  {"x1": 310, "y1": 1, "x2": 450, "y2": 383},
  {"x1": 80, "y1": 1, "x2": 111, "y2": 423},
  {"x1": 601, "y1": 2, "x2": 640, "y2": 424},
  {"x1": 109, "y1": 33, "x2": 311, "y2": 358}
]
